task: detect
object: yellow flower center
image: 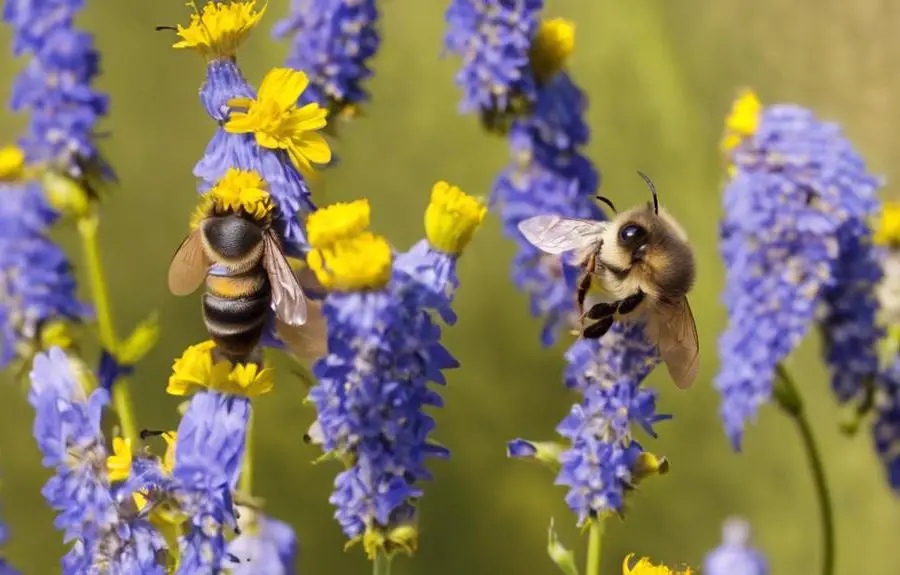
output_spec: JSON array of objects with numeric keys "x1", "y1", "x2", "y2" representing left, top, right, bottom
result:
[
  {"x1": 0, "y1": 145, "x2": 25, "y2": 182},
  {"x1": 225, "y1": 67, "x2": 332, "y2": 177},
  {"x1": 106, "y1": 437, "x2": 133, "y2": 482},
  {"x1": 306, "y1": 199, "x2": 372, "y2": 249},
  {"x1": 308, "y1": 232, "x2": 393, "y2": 291},
  {"x1": 424, "y1": 181, "x2": 486, "y2": 255},
  {"x1": 622, "y1": 554, "x2": 693, "y2": 575},
  {"x1": 530, "y1": 18, "x2": 576, "y2": 82},
  {"x1": 167, "y1": 340, "x2": 274, "y2": 398},
  {"x1": 875, "y1": 202, "x2": 900, "y2": 247},
  {"x1": 209, "y1": 168, "x2": 274, "y2": 219},
  {"x1": 173, "y1": 0, "x2": 266, "y2": 60},
  {"x1": 722, "y1": 88, "x2": 762, "y2": 174}
]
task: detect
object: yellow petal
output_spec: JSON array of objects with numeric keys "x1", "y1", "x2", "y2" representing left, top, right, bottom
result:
[
  {"x1": 258, "y1": 68, "x2": 310, "y2": 109},
  {"x1": 294, "y1": 133, "x2": 332, "y2": 164},
  {"x1": 224, "y1": 111, "x2": 255, "y2": 134}
]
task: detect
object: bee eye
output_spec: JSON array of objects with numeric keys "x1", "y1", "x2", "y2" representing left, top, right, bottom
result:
[{"x1": 618, "y1": 224, "x2": 647, "y2": 244}]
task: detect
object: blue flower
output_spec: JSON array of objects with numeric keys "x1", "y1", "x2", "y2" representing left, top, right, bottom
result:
[
  {"x1": 4, "y1": 0, "x2": 110, "y2": 178},
  {"x1": 0, "y1": 506, "x2": 20, "y2": 574},
  {"x1": 873, "y1": 354, "x2": 900, "y2": 490},
  {"x1": 304, "y1": 192, "x2": 481, "y2": 555},
  {"x1": 703, "y1": 518, "x2": 768, "y2": 575},
  {"x1": 226, "y1": 510, "x2": 297, "y2": 574},
  {"x1": 172, "y1": 391, "x2": 248, "y2": 573},
  {"x1": 28, "y1": 347, "x2": 166, "y2": 573},
  {"x1": 273, "y1": 0, "x2": 380, "y2": 117},
  {"x1": 716, "y1": 95, "x2": 883, "y2": 448},
  {"x1": 443, "y1": 0, "x2": 542, "y2": 119}
]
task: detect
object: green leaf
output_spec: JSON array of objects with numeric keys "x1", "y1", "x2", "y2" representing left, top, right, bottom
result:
[{"x1": 547, "y1": 518, "x2": 579, "y2": 575}]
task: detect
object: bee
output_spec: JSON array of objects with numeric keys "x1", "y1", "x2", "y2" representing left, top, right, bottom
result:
[
  {"x1": 168, "y1": 195, "x2": 326, "y2": 364},
  {"x1": 517, "y1": 171, "x2": 699, "y2": 389}
]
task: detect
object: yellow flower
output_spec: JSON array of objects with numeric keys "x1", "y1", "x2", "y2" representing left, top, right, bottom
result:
[
  {"x1": 0, "y1": 145, "x2": 25, "y2": 181},
  {"x1": 173, "y1": 0, "x2": 266, "y2": 60},
  {"x1": 306, "y1": 199, "x2": 372, "y2": 249},
  {"x1": 308, "y1": 232, "x2": 393, "y2": 291},
  {"x1": 42, "y1": 171, "x2": 91, "y2": 218},
  {"x1": 623, "y1": 554, "x2": 693, "y2": 575},
  {"x1": 531, "y1": 18, "x2": 576, "y2": 82},
  {"x1": 162, "y1": 432, "x2": 177, "y2": 474},
  {"x1": 225, "y1": 68, "x2": 332, "y2": 177},
  {"x1": 722, "y1": 88, "x2": 762, "y2": 159},
  {"x1": 106, "y1": 437, "x2": 133, "y2": 482},
  {"x1": 424, "y1": 181, "x2": 486, "y2": 255},
  {"x1": 167, "y1": 340, "x2": 275, "y2": 398},
  {"x1": 207, "y1": 168, "x2": 274, "y2": 220},
  {"x1": 349, "y1": 522, "x2": 418, "y2": 560},
  {"x1": 875, "y1": 202, "x2": 900, "y2": 247}
]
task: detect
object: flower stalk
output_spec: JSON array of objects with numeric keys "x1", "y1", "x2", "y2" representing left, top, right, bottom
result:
[
  {"x1": 77, "y1": 213, "x2": 138, "y2": 446},
  {"x1": 774, "y1": 363, "x2": 834, "y2": 575},
  {"x1": 585, "y1": 519, "x2": 604, "y2": 575},
  {"x1": 373, "y1": 551, "x2": 393, "y2": 575}
]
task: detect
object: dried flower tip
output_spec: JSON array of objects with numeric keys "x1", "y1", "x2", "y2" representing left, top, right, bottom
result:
[
  {"x1": 308, "y1": 232, "x2": 393, "y2": 291},
  {"x1": 531, "y1": 18, "x2": 576, "y2": 82},
  {"x1": 0, "y1": 145, "x2": 25, "y2": 181},
  {"x1": 358, "y1": 523, "x2": 418, "y2": 560},
  {"x1": 623, "y1": 553, "x2": 693, "y2": 575},
  {"x1": 306, "y1": 199, "x2": 372, "y2": 249},
  {"x1": 226, "y1": 67, "x2": 332, "y2": 177},
  {"x1": 425, "y1": 181, "x2": 486, "y2": 255},
  {"x1": 173, "y1": 0, "x2": 266, "y2": 60}
]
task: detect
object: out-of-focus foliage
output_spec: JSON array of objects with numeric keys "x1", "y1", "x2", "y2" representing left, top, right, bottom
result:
[{"x1": 1, "y1": 0, "x2": 899, "y2": 573}]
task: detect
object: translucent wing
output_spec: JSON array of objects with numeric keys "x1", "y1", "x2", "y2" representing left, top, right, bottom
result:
[
  {"x1": 168, "y1": 229, "x2": 211, "y2": 296},
  {"x1": 262, "y1": 230, "x2": 307, "y2": 326},
  {"x1": 276, "y1": 300, "x2": 327, "y2": 360},
  {"x1": 644, "y1": 297, "x2": 700, "y2": 390},
  {"x1": 517, "y1": 215, "x2": 607, "y2": 256}
]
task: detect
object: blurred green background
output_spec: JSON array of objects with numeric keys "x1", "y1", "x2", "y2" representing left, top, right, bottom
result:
[{"x1": 2, "y1": 0, "x2": 900, "y2": 573}]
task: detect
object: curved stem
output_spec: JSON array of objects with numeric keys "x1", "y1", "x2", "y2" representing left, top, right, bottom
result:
[
  {"x1": 78, "y1": 214, "x2": 139, "y2": 447},
  {"x1": 373, "y1": 552, "x2": 392, "y2": 575},
  {"x1": 585, "y1": 518, "x2": 604, "y2": 575},
  {"x1": 774, "y1": 363, "x2": 834, "y2": 575}
]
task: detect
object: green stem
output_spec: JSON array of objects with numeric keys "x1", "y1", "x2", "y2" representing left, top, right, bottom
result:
[
  {"x1": 774, "y1": 363, "x2": 835, "y2": 575},
  {"x1": 373, "y1": 552, "x2": 392, "y2": 575},
  {"x1": 240, "y1": 409, "x2": 254, "y2": 496},
  {"x1": 585, "y1": 518, "x2": 604, "y2": 575},
  {"x1": 78, "y1": 214, "x2": 139, "y2": 447}
]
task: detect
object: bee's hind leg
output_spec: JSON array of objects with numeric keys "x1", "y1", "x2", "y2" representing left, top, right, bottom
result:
[
  {"x1": 582, "y1": 316, "x2": 614, "y2": 339},
  {"x1": 617, "y1": 290, "x2": 646, "y2": 315}
]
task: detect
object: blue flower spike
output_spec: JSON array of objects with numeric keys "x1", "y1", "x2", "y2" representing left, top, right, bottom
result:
[
  {"x1": 716, "y1": 89, "x2": 883, "y2": 448},
  {"x1": 305, "y1": 182, "x2": 485, "y2": 559},
  {"x1": 703, "y1": 517, "x2": 769, "y2": 575},
  {"x1": 273, "y1": 0, "x2": 380, "y2": 133}
]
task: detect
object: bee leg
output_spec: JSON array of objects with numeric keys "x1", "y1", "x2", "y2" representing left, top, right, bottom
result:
[
  {"x1": 585, "y1": 301, "x2": 618, "y2": 320},
  {"x1": 583, "y1": 316, "x2": 614, "y2": 339},
  {"x1": 617, "y1": 290, "x2": 646, "y2": 315},
  {"x1": 575, "y1": 253, "x2": 597, "y2": 321}
]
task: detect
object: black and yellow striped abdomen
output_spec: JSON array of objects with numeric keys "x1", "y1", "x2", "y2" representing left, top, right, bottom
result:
[{"x1": 202, "y1": 267, "x2": 271, "y2": 362}]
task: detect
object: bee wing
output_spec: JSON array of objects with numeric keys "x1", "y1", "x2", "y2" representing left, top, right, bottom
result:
[
  {"x1": 517, "y1": 215, "x2": 607, "y2": 256},
  {"x1": 168, "y1": 229, "x2": 211, "y2": 296},
  {"x1": 645, "y1": 297, "x2": 700, "y2": 390},
  {"x1": 275, "y1": 299, "x2": 327, "y2": 360},
  {"x1": 262, "y1": 230, "x2": 308, "y2": 326}
]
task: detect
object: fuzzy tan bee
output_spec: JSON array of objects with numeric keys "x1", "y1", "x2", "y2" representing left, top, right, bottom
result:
[
  {"x1": 168, "y1": 169, "x2": 325, "y2": 364},
  {"x1": 517, "y1": 171, "x2": 699, "y2": 389}
]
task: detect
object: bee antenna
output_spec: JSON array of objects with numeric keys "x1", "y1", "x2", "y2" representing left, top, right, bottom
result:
[
  {"x1": 595, "y1": 195, "x2": 618, "y2": 214},
  {"x1": 636, "y1": 170, "x2": 659, "y2": 215},
  {"x1": 154, "y1": 25, "x2": 178, "y2": 32}
]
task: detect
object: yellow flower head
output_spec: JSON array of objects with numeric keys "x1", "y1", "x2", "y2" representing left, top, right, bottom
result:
[
  {"x1": 425, "y1": 181, "x2": 486, "y2": 255},
  {"x1": 306, "y1": 199, "x2": 372, "y2": 249},
  {"x1": 722, "y1": 88, "x2": 762, "y2": 158},
  {"x1": 0, "y1": 145, "x2": 25, "y2": 182},
  {"x1": 308, "y1": 232, "x2": 393, "y2": 291},
  {"x1": 209, "y1": 168, "x2": 274, "y2": 219},
  {"x1": 225, "y1": 68, "x2": 332, "y2": 177},
  {"x1": 173, "y1": 0, "x2": 266, "y2": 60},
  {"x1": 106, "y1": 437, "x2": 133, "y2": 482},
  {"x1": 623, "y1": 554, "x2": 693, "y2": 575},
  {"x1": 531, "y1": 18, "x2": 576, "y2": 82},
  {"x1": 875, "y1": 202, "x2": 900, "y2": 247},
  {"x1": 167, "y1": 340, "x2": 274, "y2": 398}
]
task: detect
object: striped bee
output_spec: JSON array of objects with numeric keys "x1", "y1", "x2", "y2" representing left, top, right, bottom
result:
[{"x1": 168, "y1": 179, "x2": 325, "y2": 364}]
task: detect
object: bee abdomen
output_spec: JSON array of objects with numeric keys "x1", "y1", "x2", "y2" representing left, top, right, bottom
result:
[
  {"x1": 202, "y1": 292, "x2": 270, "y2": 360},
  {"x1": 206, "y1": 269, "x2": 269, "y2": 299}
]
